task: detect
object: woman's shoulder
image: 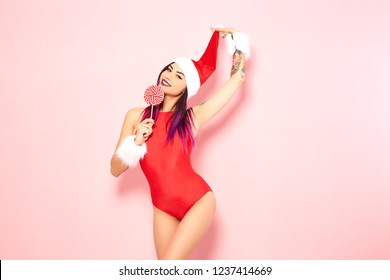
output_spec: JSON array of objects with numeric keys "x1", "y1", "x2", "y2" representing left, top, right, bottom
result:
[
  {"x1": 127, "y1": 107, "x2": 145, "y2": 115},
  {"x1": 125, "y1": 107, "x2": 145, "y2": 123}
]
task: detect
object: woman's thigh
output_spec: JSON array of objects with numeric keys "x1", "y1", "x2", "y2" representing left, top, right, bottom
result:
[
  {"x1": 153, "y1": 207, "x2": 180, "y2": 259},
  {"x1": 161, "y1": 191, "x2": 216, "y2": 259}
]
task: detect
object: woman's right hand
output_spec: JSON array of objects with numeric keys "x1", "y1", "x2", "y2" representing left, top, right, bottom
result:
[{"x1": 134, "y1": 118, "x2": 155, "y2": 145}]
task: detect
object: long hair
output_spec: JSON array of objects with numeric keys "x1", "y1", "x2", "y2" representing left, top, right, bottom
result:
[{"x1": 142, "y1": 63, "x2": 196, "y2": 151}]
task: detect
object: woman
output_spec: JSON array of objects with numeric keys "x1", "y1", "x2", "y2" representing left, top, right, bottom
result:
[{"x1": 110, "y1": 26, "x2": 247, "y2": 259}]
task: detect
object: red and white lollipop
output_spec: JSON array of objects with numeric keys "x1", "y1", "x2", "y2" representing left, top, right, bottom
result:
[{"x1": 144, "y1": 85, "x2": 164, "y2": 118}]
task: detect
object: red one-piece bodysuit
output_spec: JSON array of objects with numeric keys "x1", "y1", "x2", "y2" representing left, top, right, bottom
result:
[{"x1": 140, "y1": 111, "x2": 212, "y2": 220}]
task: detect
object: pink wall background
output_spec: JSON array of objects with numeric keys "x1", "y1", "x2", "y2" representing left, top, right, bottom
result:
[{"x1": 1, "y1": 0, "x2": 390, "y2": 259}]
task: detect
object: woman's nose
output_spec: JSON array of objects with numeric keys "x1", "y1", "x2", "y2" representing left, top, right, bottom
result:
[{"x1": 166, "y1": 72, "x2": 173, "y2": 80}]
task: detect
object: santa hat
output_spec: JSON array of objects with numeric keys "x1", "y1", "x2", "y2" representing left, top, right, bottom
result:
[{"x1": 172, "y1": 31, "x2": 220, "y2": 99}]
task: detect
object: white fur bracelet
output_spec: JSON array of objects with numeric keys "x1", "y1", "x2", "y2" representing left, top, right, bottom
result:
[
  {"x1": 225, "y1": 32, "x2": 251, "y2": 59},
  {"x1": 115, "y1": 135, "x2": 147, "y2": 167},
  {"x1": 213, "y1": 24, "x2": 250, "y2": 59}
]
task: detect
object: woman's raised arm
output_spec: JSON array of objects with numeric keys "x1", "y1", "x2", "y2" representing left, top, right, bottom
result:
[{"x1": 192, "y1": 43, "x2": 245, "y2": 127}]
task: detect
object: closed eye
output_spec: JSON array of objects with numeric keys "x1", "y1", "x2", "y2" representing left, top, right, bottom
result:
[{"x1": 167, "y1": 65, "x2": 184, "y2": 79}]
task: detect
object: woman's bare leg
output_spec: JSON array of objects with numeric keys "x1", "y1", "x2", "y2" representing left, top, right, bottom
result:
[
  {"x1": 159, "y1": 191, "x2": 216, "y2": 260},
  {"x1": 153, "y1": 207, "x2": 180, "y2": 259}
]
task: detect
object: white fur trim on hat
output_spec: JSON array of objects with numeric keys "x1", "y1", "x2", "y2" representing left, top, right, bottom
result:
[
  {"x1": 115, "y1": 135, "x2": 147, "y2": 167},
  {"x1": 172, "y1": 57, "x2": 201, "y2": 99}
]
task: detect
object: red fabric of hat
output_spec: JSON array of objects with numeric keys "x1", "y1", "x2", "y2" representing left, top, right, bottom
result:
[{"x1": 172, "y1": 31, "x2": 220, "y2": 99}]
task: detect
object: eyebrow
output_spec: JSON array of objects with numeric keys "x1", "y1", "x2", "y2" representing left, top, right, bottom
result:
[{"x1": 169, "y1": 65, "x2": 185, "y2": 77}]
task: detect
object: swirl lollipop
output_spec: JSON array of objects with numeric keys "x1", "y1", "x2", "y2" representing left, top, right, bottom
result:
[{"x1": 144, "y1": 85, "x2": 165, "y2": 118}]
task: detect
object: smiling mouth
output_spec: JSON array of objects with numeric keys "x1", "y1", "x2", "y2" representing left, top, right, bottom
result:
[{"x1": 161, "y1": 79, "x2": 171, "y2": 87}]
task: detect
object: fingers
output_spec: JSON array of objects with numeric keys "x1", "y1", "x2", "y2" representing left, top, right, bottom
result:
[
  {"x1": 213, "y1": 27, "x2": 238, "y2": 36},
  {"x1": 135, "y1": 118, "x2": 155, "y2": 144},
  {"x1": 140, "y1": 118, "x2": 155, "y2": 135},
  {"x1": 141, "y1": 118, "x2": 155, "y2": 125},
  {"x1": 140, "y1": 123, "x2": 154, "y2": 137}
]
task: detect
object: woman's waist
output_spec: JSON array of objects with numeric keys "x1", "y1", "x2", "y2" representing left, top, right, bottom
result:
[
  {"x1": 140, "y1": 161, "x2": 195, "y2": 178},
  {"x1": 146, "y1": 172, "x2": 211, "y2": 194}
]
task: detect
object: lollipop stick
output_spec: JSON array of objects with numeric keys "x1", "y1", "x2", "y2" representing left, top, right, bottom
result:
[{"x1": 150, "y1": 105, "x2": 154, "y2": 119}]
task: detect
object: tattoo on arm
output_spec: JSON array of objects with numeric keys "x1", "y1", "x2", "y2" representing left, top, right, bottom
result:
[
  {"x1": 231, "y1": 50, "x2": 243, "y2": 76},
  {"x1": 240, "y1": 67, "x2": 245, "y2": 79}
]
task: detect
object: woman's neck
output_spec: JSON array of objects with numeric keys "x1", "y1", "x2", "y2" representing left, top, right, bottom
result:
[{"x1": 160, "y1": 96, "x2": 179, "y2": 112}]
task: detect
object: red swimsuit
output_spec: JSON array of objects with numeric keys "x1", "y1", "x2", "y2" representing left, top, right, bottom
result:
[{"x1": 140, "y1": 111, "x2": 212, "y2": 220}]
